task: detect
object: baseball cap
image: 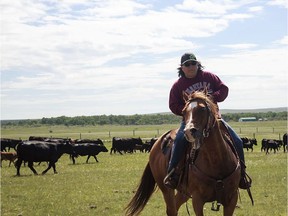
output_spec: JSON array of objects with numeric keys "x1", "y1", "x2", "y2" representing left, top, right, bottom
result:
[{"x1": 181, "y1": 53, "x2": 197, "y2": 65}]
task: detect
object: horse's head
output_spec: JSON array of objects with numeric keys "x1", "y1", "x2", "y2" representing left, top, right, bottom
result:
[{"x1": 182, "y1": 90, "x2": 217, "y2": 149}]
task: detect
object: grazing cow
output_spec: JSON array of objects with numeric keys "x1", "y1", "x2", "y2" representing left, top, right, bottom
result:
[
  {"x1": 15, "y1": 141, "x2": 74, "y2": 176},
  {"x1": 241, "y1": 137, "x2": 257, "y2": 152},
  {"x1": 110, "y1": 137, "x2": 143, "y2": 154},
  {"x1": 1, "y1": 138, "x2": 22, "y2": 152},
  {"x1": 70, "y1": 143, "x2": 108, "y2": 164},
  {"x1": 1, "y1": 152, "x2": 17, "y2": 167}
]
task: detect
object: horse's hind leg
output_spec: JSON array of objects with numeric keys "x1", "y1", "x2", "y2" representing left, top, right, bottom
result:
[
  {"x1": 164, "y1": 192, "x2": 178, "y2": 216},
  {"x1": 158, "y1": 186, "x2": 178, "y2": 216}
]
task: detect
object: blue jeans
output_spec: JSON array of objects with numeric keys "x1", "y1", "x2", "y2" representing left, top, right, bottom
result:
[
  {"x1": 167, "y1": 120, "x2": 245, "y2": 172},
  {"x1": 167, "y1": 121, "x2": 187, "y2": 172},
  {"x1": 221, "y1": 119, "x2": 245, "y2": 163}
]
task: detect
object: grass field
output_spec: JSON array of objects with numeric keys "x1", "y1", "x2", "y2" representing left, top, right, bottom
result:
[{"x1": 1, "y1": 121, "x2": 287, "y2": 216}]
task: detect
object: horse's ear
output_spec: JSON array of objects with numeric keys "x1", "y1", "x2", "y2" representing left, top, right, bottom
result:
[{"x1": 183, "y1": 91, "x2": 190, "y2": 102}]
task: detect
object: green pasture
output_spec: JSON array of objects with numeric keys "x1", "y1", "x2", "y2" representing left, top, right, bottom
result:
[
  {"x1": 1, "y1": 120, "x2": 287, "y2": 142},
  {"x1": 1, "y1": 121, "x2": 287, "y2": 216}
]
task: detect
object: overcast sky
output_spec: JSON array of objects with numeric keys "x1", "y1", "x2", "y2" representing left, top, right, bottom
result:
[{"x1": 1, "y1": 0, "x2": 287, "y2": 120}]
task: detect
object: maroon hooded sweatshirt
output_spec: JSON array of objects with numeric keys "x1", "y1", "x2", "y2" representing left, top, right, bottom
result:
[{"x1": 169, "y1": 70, "x2": 229, "y2": 116}]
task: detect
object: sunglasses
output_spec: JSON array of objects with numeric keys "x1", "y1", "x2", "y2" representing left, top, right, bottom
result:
[{"x1": 183, "y1": 61, "x2": 197, "y2": 67}]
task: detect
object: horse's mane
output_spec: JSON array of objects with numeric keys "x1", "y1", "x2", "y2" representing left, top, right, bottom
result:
[{"x1": 182, "y1": 90, "x2": 218, "y2": 118}]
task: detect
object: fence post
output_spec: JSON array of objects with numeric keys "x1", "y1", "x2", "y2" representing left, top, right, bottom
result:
[
  {"x1": 80, "y1": 133, "x2": 82, "y2": 139},
  {"x1": 109, "y1": 131, "x2": 111, "y2": 138}
]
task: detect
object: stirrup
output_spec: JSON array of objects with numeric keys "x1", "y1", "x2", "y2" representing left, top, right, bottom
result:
[
  {"x1": 164, "y1": 168, "x2": 175, "y2": 180},
  {"x1": 163, "y1": 168, "x2": 179, "y2": 189},
  {"x1": 239, "y1": 172, "x2": 252, "y2": 190}
]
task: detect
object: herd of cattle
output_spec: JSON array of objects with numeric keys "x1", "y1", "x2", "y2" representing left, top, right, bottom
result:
[
  {"x1": 1, "y1": 133, "x2": 287, "y2": 175},
  {"x1": 0, "y1": 136, "x2": 157, "y2": 175},
  {"x1": 241, "y1": 133, "x2": 287, "y2": 154}
]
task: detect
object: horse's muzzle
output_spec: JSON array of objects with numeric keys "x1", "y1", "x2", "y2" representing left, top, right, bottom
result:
[{"x1": 184, "y1": 123, "x2": 201, "y2": 142}]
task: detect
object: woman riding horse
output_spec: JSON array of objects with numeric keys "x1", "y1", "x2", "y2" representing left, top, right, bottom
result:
[
  {"x1": 164, "y1": 53, "x2": 251, "y2": 190},
  {"x1": 125, "y1": 90, "x2": 247, "y2": 216}
]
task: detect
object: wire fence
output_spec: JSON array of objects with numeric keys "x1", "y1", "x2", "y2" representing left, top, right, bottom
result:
[{"x1": 68, "y1": 126, "x2": 287, "y2": 143}]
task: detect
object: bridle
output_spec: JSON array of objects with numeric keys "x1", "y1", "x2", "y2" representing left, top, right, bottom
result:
[{"x1": 184, "y1": 98, "x2": 216, "y2": 148}]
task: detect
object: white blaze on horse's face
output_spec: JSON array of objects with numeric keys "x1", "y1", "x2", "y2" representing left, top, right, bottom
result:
[
  {"x1": 190, "y1": 102, "x2": 197, "y2": 109},
  {"x1": 184, "y1": 101, "x2": 198, "y2": 143}
]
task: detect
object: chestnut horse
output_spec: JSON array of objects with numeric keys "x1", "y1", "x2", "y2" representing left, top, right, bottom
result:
[{"x1": 125, "y1": 91, "x2": 241, "y2": 216}]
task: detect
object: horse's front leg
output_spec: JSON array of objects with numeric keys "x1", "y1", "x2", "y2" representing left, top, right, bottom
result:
[
  {"x1": 191, "y1": 194, "x2": 205, "y2": 216},
  {"x1": 175, "y1": 191, "x2": 189, "y2": 211},
  {"x1": 223, "y1": 191, "x2": 238, "y2": 216}
]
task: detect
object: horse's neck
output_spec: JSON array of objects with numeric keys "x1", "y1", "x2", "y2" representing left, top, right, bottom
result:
[{"x1": 196, "y1": 122, "x2": 237, "y2": 174}]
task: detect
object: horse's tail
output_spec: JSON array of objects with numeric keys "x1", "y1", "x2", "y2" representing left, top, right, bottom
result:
[{"x1": 125, "y1": 162, "x2": 156, "y2": 216}]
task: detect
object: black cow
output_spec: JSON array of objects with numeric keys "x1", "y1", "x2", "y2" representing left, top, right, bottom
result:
[
  {"x1": 15, "y1": 141, "x2": 74, "y2": 176},
  {"x1": 28, "y1": 136, "x2": 48, "y2": 141},
  {"x1": 75, "y1": 138, "x2": 104, "y2": 145},
  {"x1": 262, "y1": 139, "x2": 281, "y2": 154},
  {"x1": 142, "y1": 138, "x2": 158, "y2": 153},
  {"x1": 70, "y1": 143, "x2": 108, "y2": 164},
  {"x1": 261, "y1": 139, "x2": 268, "y2": 152},
  {"x1": 29, "y1": 136, "x2": 73, "y2": 144},
  {"x1": 1, "y1": 138, "x2": 22, "y2": 152},
  {"x1": 241, "y1": 137, "x2": 257, "y2": 152},
  {"x1": 110, "y1": 137, "x2": 143, "y2": 154},
  {"x1": 283, "y1": 133, "x2": 287, "y2": 153}
]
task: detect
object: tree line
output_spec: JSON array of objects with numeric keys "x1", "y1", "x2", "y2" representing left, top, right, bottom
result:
[{"x1": 1, "y1": 111, "x2": 287, "y2": 127}]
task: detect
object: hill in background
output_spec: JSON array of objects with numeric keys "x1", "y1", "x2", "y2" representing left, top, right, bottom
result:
[
  {"x1": 1, "y1": 107, "x2": 287, "y2": 125},
  {"x1": 158, "y1": 107, "x2": 287, "y2": 115},
  {"x1": 220, "y1": 107, "x2": 287, "y2": 114}
]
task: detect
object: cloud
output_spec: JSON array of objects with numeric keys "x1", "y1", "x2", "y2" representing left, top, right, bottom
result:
[
  {"x1": 248, "y1": 6, "x2": 263, "y2": 12},
  {"x1": 267, "y1": 0, "x2": 288, "y2": 8},
  {"x1": 1, "y1": 0, "x2": 287, "y2": 119},
  {"x1": 220, "y1": 43, "x2": 258, "y2": 50}
]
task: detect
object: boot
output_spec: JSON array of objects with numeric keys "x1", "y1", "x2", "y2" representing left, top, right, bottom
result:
[
  {"x1": 239, "y1": 161, "x2": 252, "y2": 190},
  {"x1": 163, "y1": 168, "x2": 180, "y2": 189}
]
